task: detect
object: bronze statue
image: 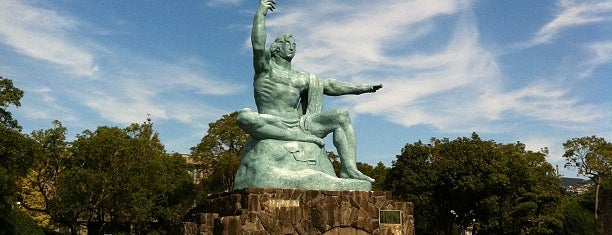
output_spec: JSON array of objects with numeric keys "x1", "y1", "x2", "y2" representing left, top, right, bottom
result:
[{"x1": 234, "y1": 0, "x2": 382, "y2": 190}]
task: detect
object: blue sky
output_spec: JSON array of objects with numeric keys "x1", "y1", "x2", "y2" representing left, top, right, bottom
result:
[{"x1": 1, "y1": 0, "x2": 610, "y2": 177}]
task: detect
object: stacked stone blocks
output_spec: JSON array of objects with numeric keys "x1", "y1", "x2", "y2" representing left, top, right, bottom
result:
[{"x1": 184, "y1": 188, "x2": 414, "y2": 234}]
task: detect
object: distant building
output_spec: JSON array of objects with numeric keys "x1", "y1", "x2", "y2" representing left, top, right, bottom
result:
[
  {"x1": 561, "y1": 177, "x2": 591, "y2": 194},
  {"x1": 181, "y1": 154, "x2": 215, "y2": 185}
]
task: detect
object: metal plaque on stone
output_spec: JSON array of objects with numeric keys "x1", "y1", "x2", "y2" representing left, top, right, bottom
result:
[{"x1": 379, "y1": 210, "x2": 402, "y2": 225}]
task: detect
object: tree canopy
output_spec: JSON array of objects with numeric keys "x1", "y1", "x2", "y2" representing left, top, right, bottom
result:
[
  {"x1": 0, "y1": 76, "x2": 44, "y2": 234},
  {"x1": 191, "y1": 112, "x2": 249, "y2": 195},
  {"x1": 563, "y1": 135, "x2": 611, "y2": 223},
  {"x1": 0, "y1": 76, "x2": 24, "y2": 130},
  {"x1": 55, "y1": 122, "x2": 194, "y2": 234},
  {"x1": 564, "y1": 136, "x2": 612, "y2": 181},
  {"x1": 13, "y1": 120, "x2": 195, "y2": 235},
  {"x1": 0, "y1": 124, "x2": 38, "y2": 234},
  {"x1": 387, "y1": 133, "x2": 565, "y2": 234}
]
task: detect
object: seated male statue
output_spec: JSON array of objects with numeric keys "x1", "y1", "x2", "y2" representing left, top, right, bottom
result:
[{"x1": 237, "y1": 0, "x2": 382, "y2": 183}]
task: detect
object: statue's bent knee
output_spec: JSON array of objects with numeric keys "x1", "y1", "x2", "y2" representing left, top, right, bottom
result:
[
  {"x1": 237, "y1": 109, "x2": 265, "y2": 131},
  {"x1": 333, "y1": 109, "x2": 352, "y2": 124}
]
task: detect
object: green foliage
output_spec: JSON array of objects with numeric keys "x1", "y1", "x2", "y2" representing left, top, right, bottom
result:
[
  {"x1": 356, "y1": 161, "x2": 388, "y2": 191},
  {"x1": 191, "y1": 112, "x2": 249, "y2": 195},
  {"x1": 387, "y1": 133, "x2": 564, "y2": 234},
  {"x1": 0, "y1": 119, "x2": 39, "y2": 234},
  {"x1": 1, "y1": 209, "x2": 45, "y2": 235},
  {"x1": 0, "y1": 76, "x2": 24, "y2": 130},
  {"x1": 0, "y1": 76, "x2": 44, "y2": 234},
  {"x1": 559, "y1": 194, "x2": 596, "y2": 235},
  {"x1": 564, "y1": 136, "x2": 612, "y2": 180},
  {"x1": 191, "y1": 112, "x2": 249, "y2": 158},
  {"x1": 16, "y1": 121, "x2": 68, "y2": 229},
  {"x1": 38, "y1": 121, "x2": 195, "y2": 234},
  {"x1": 563, "y1": 136, "x2": 611, "y2": 221}
]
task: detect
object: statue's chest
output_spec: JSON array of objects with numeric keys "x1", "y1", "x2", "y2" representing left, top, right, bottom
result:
[{"x1": 270, "y1": 69, "x2": 306, "y2": 89}]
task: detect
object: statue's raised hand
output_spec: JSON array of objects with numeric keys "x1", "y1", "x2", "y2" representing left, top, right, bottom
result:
[{"x1": 260, "y1": 0, "x2": 276, "y2": 14}]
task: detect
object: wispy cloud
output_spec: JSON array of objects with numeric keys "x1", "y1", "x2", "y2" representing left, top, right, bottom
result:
[
  {"x1": 262, "y1": 0, "x2": 606, "y2": 135},
  {"x1": 2, "y1": 0, "x2": 246, "y2": 130},
  {"x1": 267, "y1": 0, "x2": 466, "y2": 75},
  {"x1": 526, "y1": 0, "x2": 612, "y2": 47},
  {"x1": 580, "y1": 41, "x2": 612, "y2": 78},
  {"x1": 0, "y1": 0, "x2": 99, "y2": 76},
  {"x1": 18, "y1": 86, "x2": 79, "y2": 122},
  {"x1": 484, "y1": 82, "x2": 604, "y2": 124},
  {"x1": 5, "y1": 0, "x2": 609, "y2": 156},
  {"x1": 207, "y1": 0, "x2": 243, "y2": 7},
  {"x1": 76, "y1": 57, "x2": 245, "y2": 125}
]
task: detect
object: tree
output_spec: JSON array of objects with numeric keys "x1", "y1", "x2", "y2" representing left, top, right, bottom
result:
[
  {"x1": 48, "y1": 125, "x2": 131, "y2": 234},
  {"x1": 150, "y1": 152, "x2": 197, "y2": 232},
  {"x1": 0, "y1": 76, "x2": 45, "y2": 235},
  {"x1": 191, "y1": 112, "x2": 249, "y2": 195},
  {"x1": 563, "y1": 136, "x2": 611, "y2": 220},
  {"x1": 0, "y1": 122, "x2": 41, "y2": 234},
  {"x1": 16, "y1": 121, "x2": 69, "y2": 230},
  {"x1": 559, "y1": 191, "x2": 596, "y2": 235},
  {"x1": 0, "y1": 76, "x2": 24, "y2": 130},
  {"x1": 45, "y1": 121, "x2": 194, "y2": 234},
  {"x1": 387, "y1": 133, "x2": 564, "y2": 234}
]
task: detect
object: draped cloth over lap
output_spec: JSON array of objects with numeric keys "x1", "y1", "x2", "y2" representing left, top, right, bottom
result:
[{"x1": 299, "y1": 74, "x2": 322, "y2": 132}]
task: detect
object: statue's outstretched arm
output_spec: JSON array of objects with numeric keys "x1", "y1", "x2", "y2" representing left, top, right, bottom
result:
[
  {"x1": 252, "y1": 0, "x2": 275, "y2": 73},
  {"x1": 322, "y1": 78, "x2": 383, "y2": 96}
]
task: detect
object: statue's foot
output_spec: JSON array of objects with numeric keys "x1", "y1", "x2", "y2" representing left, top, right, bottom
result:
[
  {"x1": 340, "y1": 169, "x2": 375, "y2": 183},
  {"x1": 307, "y1": 136, "x2": 325, "y2": 147},
  {"x1": 295, "y1": 133, "x2": 324, "y2": 147}
]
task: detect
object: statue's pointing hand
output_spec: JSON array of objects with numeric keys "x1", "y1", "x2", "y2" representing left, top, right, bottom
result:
[{"x1": 371, "y1": 84, "x2": 383, "y2": 93}]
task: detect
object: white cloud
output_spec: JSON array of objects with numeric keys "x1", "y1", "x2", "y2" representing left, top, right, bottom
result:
[
  {"x1": 152, "y1": 60, "x2": 246, "y2": 96},
  {"x1": 207, "y1": 0, "x2": 243, "y2": 7},
  {"x1": 0, "y1": 0, "x2": 98, "y2": 76},
  {"x1": 2, "y1": 1, "x2": 247, "y2": 141},
  {"x1": 527, "y1": 0, "x2": 612, "y2": 47},
  {"x1": 580, "y1": 41, "x2": 612, "y2": 78},
  {"x1": 259, "y1": 0, "x2": 606, "y2": 135},
  {"x1": 267, "y1": 0, "x2": 466, "y2": 75},
  {"x1": 521, "y1": 136, "x2": 566, "y2": 163},
  {"x1": 18, "y1": 86, "x2": 78, "y2": 122},
  {"x1": 76, "y1": 58, "x2": 243, "y2": 125},
  {"x1": 484, "y1": 82, "x2": 604, "y2": 125}
]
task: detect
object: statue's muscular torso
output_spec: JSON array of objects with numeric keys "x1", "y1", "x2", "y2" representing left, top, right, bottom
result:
[{"x1": 254, "y1": 63, "x2": 309, "y2": 120}]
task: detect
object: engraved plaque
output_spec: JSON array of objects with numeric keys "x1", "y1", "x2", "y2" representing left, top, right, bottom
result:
[
  {"x1": 379, "y1": 210, "x2": 402, "y2": 225},
  {"x1": 265, "y1": 199, "x2": 300, "y2": 208}
]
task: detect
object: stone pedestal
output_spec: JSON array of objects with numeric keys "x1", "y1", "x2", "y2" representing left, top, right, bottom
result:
[{"x1": 184, "y1": 188, "x2": 414, "y2": 235}]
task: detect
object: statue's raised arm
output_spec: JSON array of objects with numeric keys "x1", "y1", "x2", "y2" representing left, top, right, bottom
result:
[{"x1": 252, "y1": 0, "x2": 275, "y2": 74}]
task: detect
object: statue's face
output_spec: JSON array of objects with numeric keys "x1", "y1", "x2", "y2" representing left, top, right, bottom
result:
[{"x1": 275, "y1": 38, "x2": 296, "y2": 61}]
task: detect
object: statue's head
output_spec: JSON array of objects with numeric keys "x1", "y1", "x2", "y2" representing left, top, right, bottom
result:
[{"x1": 270, "y1": 34, "x2": 295, "y2": 61}]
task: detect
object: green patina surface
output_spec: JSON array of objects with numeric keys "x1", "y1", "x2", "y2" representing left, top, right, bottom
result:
[{"x1": 234, "y1": 0, "x2": 382, "y2": 191}]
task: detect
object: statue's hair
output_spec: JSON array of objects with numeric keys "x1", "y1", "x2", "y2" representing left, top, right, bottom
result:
[{"x1": 270, "y1": 34, "x2": 294, "y2": 56}]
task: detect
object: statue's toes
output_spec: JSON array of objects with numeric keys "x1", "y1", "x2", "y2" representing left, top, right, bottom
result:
[
  {"x1": 360, "y1": 174, "x2": 375, "y2": 183},
  {"x1": 340, "y1": 170, "x2": 375, "y2": 183}
]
